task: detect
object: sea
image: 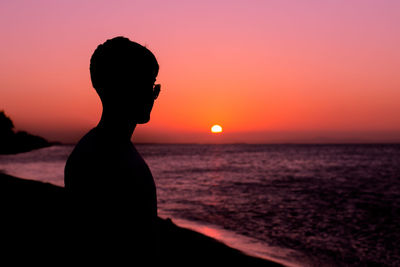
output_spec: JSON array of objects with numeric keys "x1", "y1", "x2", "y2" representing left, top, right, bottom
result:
[{"x1": 1, "y1": 144, "x2": 399, "y2": 266}]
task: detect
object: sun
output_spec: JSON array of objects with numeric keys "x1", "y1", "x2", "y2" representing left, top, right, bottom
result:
[{"x1": 211, "y1": 124, "x2": 223, "y2": 133}]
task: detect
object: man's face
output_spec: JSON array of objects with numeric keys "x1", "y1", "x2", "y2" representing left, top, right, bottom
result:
[{"x1": 123, "y1": 75, "x2": 157, "y2": 124}]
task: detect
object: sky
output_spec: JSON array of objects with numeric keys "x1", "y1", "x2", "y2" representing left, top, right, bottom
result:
[{"x1": 0, "y1": 0, "x2": 399, "y2": 143}]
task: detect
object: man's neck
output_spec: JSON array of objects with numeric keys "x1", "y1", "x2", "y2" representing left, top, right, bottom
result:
[{"x1": 96, "y1": 110, "x2": 136, "y2": 142}]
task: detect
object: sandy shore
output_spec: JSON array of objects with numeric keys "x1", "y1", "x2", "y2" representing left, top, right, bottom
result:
[{"x1": 0, "y1": 172, "x2": 285, "y2": 266}]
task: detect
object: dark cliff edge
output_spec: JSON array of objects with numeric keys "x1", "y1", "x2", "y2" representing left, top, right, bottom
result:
[
  {"x1": 0, "y1": 172, "x2": 283, "y2": 266},
  {"x1": 0, "y1": 111, "x2": 56, "y2": 154}
]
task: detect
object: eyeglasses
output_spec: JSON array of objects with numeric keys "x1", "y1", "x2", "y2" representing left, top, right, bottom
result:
[{"x1": 153, "y1": 84, "x2": 161, "y2": 100}]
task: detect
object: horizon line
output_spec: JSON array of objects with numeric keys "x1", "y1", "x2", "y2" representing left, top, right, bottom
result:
[{"x1": 57, "y1": 141, "x2": 400, "y2": 146}]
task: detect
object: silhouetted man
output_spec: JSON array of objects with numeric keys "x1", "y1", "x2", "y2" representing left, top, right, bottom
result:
[{"x1": 64, "y1": 36, "x2": 160, "y2": 263}]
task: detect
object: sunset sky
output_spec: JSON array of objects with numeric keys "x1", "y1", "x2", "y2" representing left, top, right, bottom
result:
[{"x1": 1, "y1": 0, "x2": 399, "y2": 143}]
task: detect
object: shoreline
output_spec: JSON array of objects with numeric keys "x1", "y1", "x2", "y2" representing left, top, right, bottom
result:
[
  {"x1": 0, "y1": 172, "x2": 287, "y2": 266},
  {"x1": 159, "y1": 214, "x2": 301, "y2": 267}
]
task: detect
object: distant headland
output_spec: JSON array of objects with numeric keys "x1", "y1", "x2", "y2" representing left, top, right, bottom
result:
[{"x1": 0, "y1": 110, "x2": 57, "y2": 154}]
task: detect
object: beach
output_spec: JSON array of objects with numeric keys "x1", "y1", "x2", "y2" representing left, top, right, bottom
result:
[
  {"x1": 1, "y1": 144, "x2": 399, "y2": 266},
  {"x1": 0, "y1": 172, "x2": 286, "y2": 266}
]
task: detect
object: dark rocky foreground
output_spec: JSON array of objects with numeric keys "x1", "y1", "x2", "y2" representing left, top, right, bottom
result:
[{"x1": 0, "y1": 172, "x2": 283, "y2": 266}]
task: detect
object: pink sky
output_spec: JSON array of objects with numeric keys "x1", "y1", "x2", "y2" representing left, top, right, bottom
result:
[{"x1": 1, "y1": 0, "x2": 399, "y2": 143}]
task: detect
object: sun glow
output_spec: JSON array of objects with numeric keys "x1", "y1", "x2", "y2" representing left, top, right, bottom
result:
[{"x1": 211, "y1": 125, "x2": 223, "y2": 133}]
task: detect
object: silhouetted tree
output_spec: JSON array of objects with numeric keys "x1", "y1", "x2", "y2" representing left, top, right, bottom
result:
[
  {"x1": 0, "y1": 110, "x2": 51, "y2": 154},
  {"x1": 0, "y1": 110, "x2": 15, "y2": 137}
]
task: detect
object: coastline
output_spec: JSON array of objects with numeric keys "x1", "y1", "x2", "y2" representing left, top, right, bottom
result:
[
  {"x1": 160, "y1": 214, "x2": 301, "y2": 267},
  {"x1": 0, "y1": 172, "x2": 286, "y2": 266}
]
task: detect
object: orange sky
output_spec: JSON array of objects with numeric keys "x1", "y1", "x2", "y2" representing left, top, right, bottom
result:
[{"x1": 1, "y1": 0, "x2": 399, "y2": 143}]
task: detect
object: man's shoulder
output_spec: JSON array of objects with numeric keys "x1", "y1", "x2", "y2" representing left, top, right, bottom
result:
[
  {"x1": 64, "y1": 128, "x2": 104, "y2": 189},
  {"x1": 67, "y1": 128, "x2": 104, "y2": 161}
]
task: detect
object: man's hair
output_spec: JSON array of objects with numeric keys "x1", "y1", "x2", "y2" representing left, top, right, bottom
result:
[{"x1": 90, "y1": 36, "x2": 159, "y2": 98}]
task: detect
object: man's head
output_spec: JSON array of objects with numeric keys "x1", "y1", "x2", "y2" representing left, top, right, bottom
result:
[{"x1": 90, "y1": 36, "x2": 159, "y2": 124}]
